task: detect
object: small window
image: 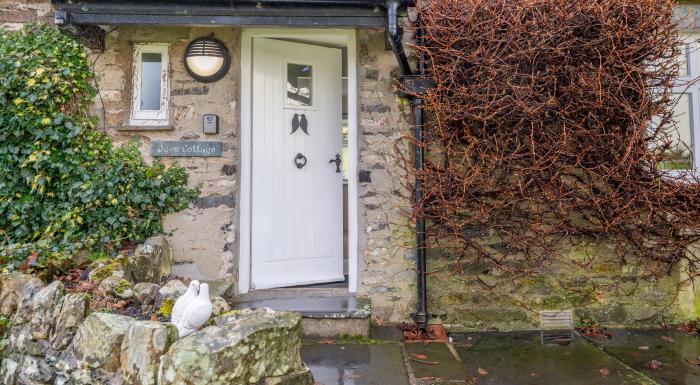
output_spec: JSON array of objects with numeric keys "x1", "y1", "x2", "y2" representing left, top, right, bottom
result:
[
  {"x1": 286, "y1": 63, "x2": 313, "y2": 108},
  {"x1": 659, "y1": 93, "x2": 693, "y2": 171},
  {"x1": 131, "y1": 44, "x2": 170, "y2": 126}
]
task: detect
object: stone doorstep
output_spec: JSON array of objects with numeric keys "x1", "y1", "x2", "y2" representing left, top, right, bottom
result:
[{"x1": 231, "y1": 291, "x2": 371, "y2": 338}]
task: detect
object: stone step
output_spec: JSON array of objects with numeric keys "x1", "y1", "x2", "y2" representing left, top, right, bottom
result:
[{"x1": 230, "y1": 290, "x2": 371, "y2": 338}]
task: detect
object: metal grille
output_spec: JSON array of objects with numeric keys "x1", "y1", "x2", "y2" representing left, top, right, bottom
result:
[
  {"x1": 539, "y1": 310, "x2": 573, "y2": 330},
  {"x1": 186, "y1": 38, "x2": 227, "y2": 58}
]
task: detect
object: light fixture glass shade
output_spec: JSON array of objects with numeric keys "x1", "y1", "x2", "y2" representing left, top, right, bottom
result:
[{"x1": 186, "y1": 56, "x2": 225, "y2": 78}]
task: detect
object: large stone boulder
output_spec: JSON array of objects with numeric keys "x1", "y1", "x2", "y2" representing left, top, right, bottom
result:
[
  {"x1": 29, "y1": 281, "x2": 64, "y2": 341},
  {"x1": 133, "y1": 282, "x2": 160, "y2": 313},
  {"x1": 17, "y1": 355, "x2": 55, "y2": 385},
  {"x1": 125, "y1": 236, "x2": 173, "y2": 284},
  {"x1": 158, "y1": 309, "x2": 304, "y2": 385},
  {"x1": 120, "y1": 321, "x2": 178, "y2": 385},
  {"x1": 154, "y1": 279, "x2": 187, "y2": 317},
  {"x1": 12, "y1": 277, "x2": 44, "y2": 324},
  {"x1": 50, "y1": 293, "x2": 90, "y2": 350},
  {"x1": 72, "y1": 312, "x2": 135, "y2": 379},
  {"x1": 0, "y1": 358, "x2": 19, "y2": 385},
  {"x1": 0, "y1": 273, "x2": 33, "y2": 317}
]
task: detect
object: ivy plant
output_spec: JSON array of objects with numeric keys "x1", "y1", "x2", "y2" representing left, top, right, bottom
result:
[{"x1": 0, "y1": 24, "x2": 199, "y2": 274}]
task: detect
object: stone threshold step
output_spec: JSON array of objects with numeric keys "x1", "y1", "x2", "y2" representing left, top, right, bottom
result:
[{"x1": 231, "y1": 291, "x2": 372, "y2": 338}]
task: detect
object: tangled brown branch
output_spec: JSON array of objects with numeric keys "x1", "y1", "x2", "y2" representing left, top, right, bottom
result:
[{"x1": 410, "y1": 0, "x2": 700, "y2": 283}]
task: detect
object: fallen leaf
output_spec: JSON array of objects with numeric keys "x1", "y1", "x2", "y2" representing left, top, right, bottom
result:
[
  {"x1": 477, "y1": 367, "x2": 488, "y2": 375},
  {"x1": 599, "y1": 368, "x2": 610, "y2": 376},
  {"x1": 150, "y1": 313, "x2": 157, "y2": 321},
  {"x1": 638, "y1": 346, "x2": 650, "y2": 350},
  {"x1": 661, "y1": 336, "x2": 675, "y2": 343},
  {"x1": 649, "y1": 360, "x2": 663, "y2": 370},
  {"x1": 411, "y1": 353, "x2": 428, "y2": 360},
  {"x1": 318, "y1": 338, "x2": 335, "y2": 345},
  {"x1": 529, "y1": 372, "x2": 539, "y2": 377},
  {"x1": 686, "y1": 357, "x2": 700, "y2": 366}
]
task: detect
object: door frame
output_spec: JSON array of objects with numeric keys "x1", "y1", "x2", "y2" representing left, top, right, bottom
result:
[{"x1": 239, "y1": 28, "x2": 359, "y2": 294}]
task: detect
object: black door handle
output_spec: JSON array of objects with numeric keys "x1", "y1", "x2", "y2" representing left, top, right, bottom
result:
[{"x1": 329, "y1": 153, "x2": 341, "y2": 173}]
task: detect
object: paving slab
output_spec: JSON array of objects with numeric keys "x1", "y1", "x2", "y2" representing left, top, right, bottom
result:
[
  {"x1": 582, "y1": 329, "x2": 700, "y2": 385},
  {"x1": 302, "y1": 343, "x2": 409, "y2": 385},
  {"x1": 417, "y1": 331, "x2": 657, "y2": 385},
  {"x1": 405, "y1": 342, "x2": 471, "y2": 381}
]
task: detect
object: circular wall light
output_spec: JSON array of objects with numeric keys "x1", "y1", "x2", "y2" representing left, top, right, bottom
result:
[{"x1": 184, "y1": 37, "x2": 230, "y2": 83}]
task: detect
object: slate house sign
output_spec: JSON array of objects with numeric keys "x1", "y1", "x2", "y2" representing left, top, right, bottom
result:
[{"x1": 151, "y1": 141, "x2": 222, "y2": 157}]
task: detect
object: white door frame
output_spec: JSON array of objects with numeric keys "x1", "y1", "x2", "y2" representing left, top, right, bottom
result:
[{"x1": 239, "y1": 28, "x2": 359, "y2": 294}]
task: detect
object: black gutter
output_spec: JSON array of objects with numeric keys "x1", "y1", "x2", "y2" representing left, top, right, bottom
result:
[
  {"x1": 53, "y1": 0, "x2": 413, "y2": 27},
  {"x1": 385, "y1": 0, "x2": 429, "y2": 329}
]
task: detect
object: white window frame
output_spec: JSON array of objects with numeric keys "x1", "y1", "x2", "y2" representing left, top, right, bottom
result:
[
  {"x1": 668, "y1": 34, "x2": 700, "y2": 172},
  {"x1": 130, "y1": 43, "x2": 170, "y2": 126}
]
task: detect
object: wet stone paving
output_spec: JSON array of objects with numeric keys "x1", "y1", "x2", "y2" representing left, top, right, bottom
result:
[{"x1": 301, "y1": 328, "x2": 700, "y2": 385}]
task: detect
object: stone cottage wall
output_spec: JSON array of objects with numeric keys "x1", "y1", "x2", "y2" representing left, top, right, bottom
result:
[
  {"x1": 89, "y1": 26, "x2": 241, "y2": 282},
  {"x1": 355, "y1": 29, "x2": 416, "y2": 324}
]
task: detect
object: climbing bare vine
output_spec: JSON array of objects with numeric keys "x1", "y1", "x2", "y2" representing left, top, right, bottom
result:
[{"x1": 409, "y1": 0, "x2": 700, "y2": 283}]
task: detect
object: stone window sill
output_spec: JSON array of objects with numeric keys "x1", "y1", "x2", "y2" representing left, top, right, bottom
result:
[{"x1": 118, "y1": 125, "x2": 174, "y2": 131}]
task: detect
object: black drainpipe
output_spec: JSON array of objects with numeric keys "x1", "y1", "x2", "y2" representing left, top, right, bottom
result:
[{"x1": 385, "y1": 0, "x2": 430, "y2": 329}]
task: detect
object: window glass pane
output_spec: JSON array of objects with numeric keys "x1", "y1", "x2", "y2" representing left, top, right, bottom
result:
[
  {"x1": 140, "y1": 52, "x2": 162, "y2": 111},
  {"x1": 659, "y1": 93, "x2": 693, "y2": 170},
  {"x1": 287, "y1": 63, "x2": 313, "y2": 107}
]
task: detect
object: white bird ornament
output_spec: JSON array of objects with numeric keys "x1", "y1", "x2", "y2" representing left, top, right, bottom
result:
[
  {"x1": 171, "y1": 280, "x2": 199, "y2": 326},
  {"x1": 176, "y1": 282, "x2": 212, "y2": 338}
]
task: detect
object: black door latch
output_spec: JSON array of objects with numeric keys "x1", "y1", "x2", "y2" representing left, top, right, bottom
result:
[{"x1": 329, "y1": 153, "x2": 341, "y2": 173}]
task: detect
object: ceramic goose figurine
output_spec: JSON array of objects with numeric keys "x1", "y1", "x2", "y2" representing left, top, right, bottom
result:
[
  {"x1": 171, "y1": 280, "x2": 199, "y2": 326},
  {"x1": 176, "y1": 282, "x2": 212, "y2": 338}
]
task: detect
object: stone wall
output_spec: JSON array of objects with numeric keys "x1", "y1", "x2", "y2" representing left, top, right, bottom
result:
[
  {"x1": 0, "y1": 0, "x2": 53, "y2": 30},
  {"x1": 355, "y1": 28, "x2": 416, "y2": 324},
  {"x1": 0, "y1": 273, "x2": 313, "y2": 385},
  {"x1": 89, "y1": 26, "x2": 241, "y2": 282}
]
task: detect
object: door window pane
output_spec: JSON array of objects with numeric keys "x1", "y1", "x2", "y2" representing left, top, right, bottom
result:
[
  {"x1": 140, "y1": 53, "x2": 162, "y2": 111},
  {"x1": 287, "y1": 63, "x2": 313, "y2": 107},
  {"x1": 659, "y1": 93, "x2": 693, "y2": 170},
  {"x1": 676, "y1": 43, "x2": 690, "y2": 77}
]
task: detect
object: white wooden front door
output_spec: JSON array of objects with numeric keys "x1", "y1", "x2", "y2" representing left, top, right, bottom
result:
[{"x1": 251, "y1": 38, "x2": 344, "y2": 289}]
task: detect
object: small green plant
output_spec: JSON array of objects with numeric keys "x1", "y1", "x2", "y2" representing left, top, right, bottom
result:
[
  {"x1": 158, "y1": 298, "x2": 175, "y2": 318},
  {"x1": 0, "y1": 24, "x2": 199, "y2": 275},
  {"x1": 337, "y1": 334, "x2": 383, "y2": 345}
]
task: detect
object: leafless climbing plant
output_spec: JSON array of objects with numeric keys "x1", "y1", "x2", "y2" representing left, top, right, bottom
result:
[{"x1": 407, "y1": 0, "x2": 700, "y2": 284}]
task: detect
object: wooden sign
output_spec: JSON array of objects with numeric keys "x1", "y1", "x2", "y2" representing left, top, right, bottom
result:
[{"x1": 151, "y1": 141, "x2": 222, "y2": 157}]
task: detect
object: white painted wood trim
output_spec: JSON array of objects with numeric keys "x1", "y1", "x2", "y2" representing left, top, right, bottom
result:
[
  {"x1": 346, "y1": 30, "x2": 359, "y2": 293},
  {"x1": 238, "y1": 29, "x2": 359, "y2": 294},
  {"x1": 130, "y1": 43, "x2": 170, "y2": 126}
]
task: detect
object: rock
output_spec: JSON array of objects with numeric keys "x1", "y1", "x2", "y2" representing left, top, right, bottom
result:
[
  {"x1": 119, "y1": 321, "x2": 178, "y2": 385},
  {"x1": 99, "y1": 275, "x2": 134, "y2": 299},
  {"x1": 18, "y1": 355, "x2": 55, "y2": 385},
  {"x1": 211, "y1": 296, "x2": 231, "y2": 316},
  {"x1": 12, "y1": 277, "x2": 44, "y2": 324},
  {"x1": 158, "y1": 309, "x2": 303, "y2": 385},
  {"x1": 261, "y1": 365, "x2": 315, "y2": 385},
  {"x1": 88, "y1": 259, "x2": 125, "y2": 285},
  {"x1": 0, "y1": 358, "x2": 19, "y2": 385},
  {"x1": 50, "y1": 293, "x2": 90, "y2": 350},
  {"x1": 0, "y1": 273, "x2": 33, "y2": 317},
  {"x1": 125, "y1": 236, "x2": 173, "y2": 284},
  {"x1": 154, "y1": 279, "x2": 187, "y2": 318},
  {"x1": 133, "y1": 283, "x2": 159, "y2": 313},
  {"x1": 73, "y1": 313, "x2": 135, "y2": 376},
  {"x1": 29, "y1": 281, "x2": 64, "y2": 340}
]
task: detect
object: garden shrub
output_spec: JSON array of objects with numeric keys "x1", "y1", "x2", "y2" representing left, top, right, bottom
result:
[
  {"x1": 411, "y1": 0, "x2": 700, "y2": 280},
  {"x1": 0, "y1": 24, "x2": 199, "y2": 274}
]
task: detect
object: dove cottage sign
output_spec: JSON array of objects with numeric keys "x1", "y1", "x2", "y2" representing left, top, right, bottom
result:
[{"x1": 151, "y1": 141, "x2": 222, "y2": 157}]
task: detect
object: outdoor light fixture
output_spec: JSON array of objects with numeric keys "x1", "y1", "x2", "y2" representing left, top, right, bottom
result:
[{"x1": 184, "y1": 37, "x2": 230, "y2": 83}]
